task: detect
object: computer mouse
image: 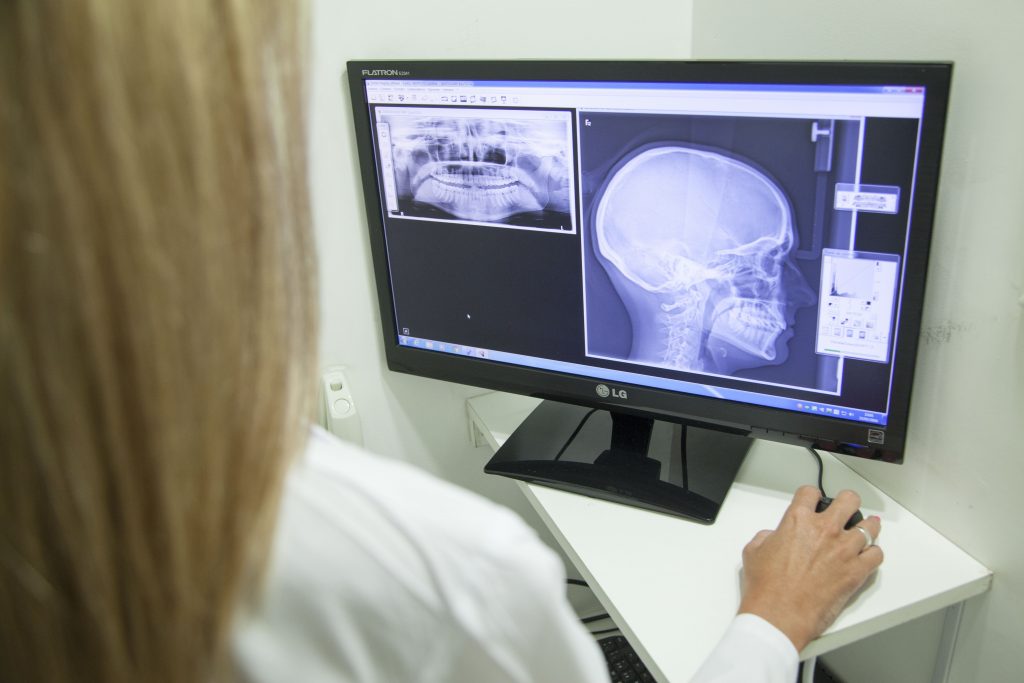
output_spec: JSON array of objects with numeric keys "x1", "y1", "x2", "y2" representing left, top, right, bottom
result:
[{"x1": 816, "y1": 495, "x2": 864, "y2": 530}]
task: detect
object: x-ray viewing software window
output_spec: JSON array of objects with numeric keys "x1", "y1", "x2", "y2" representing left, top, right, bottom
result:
[
  {"x1": 364, "y1": 78, "x2": 928, "y2": 424},
  {"x1": 581, "y1": 115, "x2": 846, "y2": 393},
  {"x1": 374, "y1": 107, "x2": 576, "y2": 232}
]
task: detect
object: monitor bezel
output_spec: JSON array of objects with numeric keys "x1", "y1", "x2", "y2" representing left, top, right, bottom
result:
[{"x1": 346, "y1": 59, "x2": 953, "y2": 463}]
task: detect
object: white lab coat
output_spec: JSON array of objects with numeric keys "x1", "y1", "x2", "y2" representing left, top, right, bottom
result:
[{"x1": 232, "y1": 428, "x2": 797, "y2": 682}]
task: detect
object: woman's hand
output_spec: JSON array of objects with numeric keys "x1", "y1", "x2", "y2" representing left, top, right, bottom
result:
[{"x1": 738, "y1": 485, "x2": 883, "y2": 651}]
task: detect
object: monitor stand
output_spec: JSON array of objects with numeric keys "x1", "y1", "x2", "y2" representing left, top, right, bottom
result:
[{"x1": 484, "y1": 400, "x2": 751, "y2": 523}]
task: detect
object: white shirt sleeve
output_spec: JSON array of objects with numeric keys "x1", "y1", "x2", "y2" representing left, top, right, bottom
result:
[{"x1": 690, "y1": 613, "x2": 798, "y2": 683}]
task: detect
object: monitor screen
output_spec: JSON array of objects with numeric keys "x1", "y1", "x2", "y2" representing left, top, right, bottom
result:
[{"x1": 347, "y1": 60, "x2": 951, "y2": 518}]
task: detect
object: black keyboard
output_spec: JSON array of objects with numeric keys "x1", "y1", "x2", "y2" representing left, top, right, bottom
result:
[{"x1": 599, "y1": 635, "x2": 655, "y2": 683}]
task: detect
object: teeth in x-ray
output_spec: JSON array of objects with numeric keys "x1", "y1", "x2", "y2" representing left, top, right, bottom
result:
[
  {"x1": 433, "y1": 182, "x2": 511, "y2": 204},
  {"x1": 710, "y1": 299, "x2": 784, "y2": 359},
  {"x1": 386, "y1": 114, "x2": 571, "y2": 223},
  {"x1": 412, "y1": 161, "x2": 543, "y2": 221}
]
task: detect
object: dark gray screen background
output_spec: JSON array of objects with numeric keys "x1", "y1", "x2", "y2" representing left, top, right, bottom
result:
[{"x1": 375, "y1": 104, "x2": 922, "y2": 413}]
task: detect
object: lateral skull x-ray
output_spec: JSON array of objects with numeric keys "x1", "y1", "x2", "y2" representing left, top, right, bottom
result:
[
  {"x1": 382, "y1": 111, "x2": 573, "y2": 229},
  {"x1": 593, "y1": 145, "x2": 815, "y2": 375}
]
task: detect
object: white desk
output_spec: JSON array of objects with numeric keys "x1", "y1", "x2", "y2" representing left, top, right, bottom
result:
[{"x1": 467, "y1": 392, "x2": 992, "y2": 682}]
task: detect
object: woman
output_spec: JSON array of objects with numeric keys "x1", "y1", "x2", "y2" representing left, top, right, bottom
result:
[{"x1": 0, "y1": 2, "x2": 881, "y2": 681}]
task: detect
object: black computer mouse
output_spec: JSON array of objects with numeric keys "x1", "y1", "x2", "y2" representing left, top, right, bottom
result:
[{"x1": 816, "y1": 496, "x2": 864, "y2": 530}]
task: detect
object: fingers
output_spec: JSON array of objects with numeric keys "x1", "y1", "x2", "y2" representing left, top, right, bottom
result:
[
  {"x1": 848, "y1": 515, "x2": 882, "y2": 555},
  {"x1": 853, "y1": 519, "x2": 885, "y2": 576},
  {"x1": 857, "y1": 544, "x2": 885, "y2": 573},
  {"x1": 789, "y1": 485, "x2": 823, "y2": 512},
  {"x1": 795, "y1": 484, "x2": 882, "y2": 563},
  {"x1": 824, "y1": 489, "x2": 862, "y2": 527},
  {"x1": 859, "y1": 515, "x2": 881, "y2": 543},
  {"x1": 847, "y1": 526, "x2": 875, "y2": 555}
]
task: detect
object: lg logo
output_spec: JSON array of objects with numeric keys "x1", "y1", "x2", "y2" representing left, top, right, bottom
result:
[{"x1": 595, "y1": 384, "x2": 628, "y2": 400}]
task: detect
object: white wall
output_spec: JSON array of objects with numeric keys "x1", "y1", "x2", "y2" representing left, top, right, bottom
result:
[
  {"x1": 308, "y1": 0, "x2": 694, "y2": 548},
  {"x1": 691, "y1": 1, "x2": 1024, "y2": 681}
]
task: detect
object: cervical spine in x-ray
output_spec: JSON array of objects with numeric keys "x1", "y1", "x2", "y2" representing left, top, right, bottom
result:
[
  {"x1": 594, "y1": 145, "x2": 813, "y2": 374},
  {"x1": 385, "y1": 113, "x2": 571, "y2": 224}
]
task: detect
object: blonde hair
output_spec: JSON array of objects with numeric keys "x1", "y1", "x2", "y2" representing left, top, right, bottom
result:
[{"x1": 0, "y1": 2, "x2": 314, "y2": 681}]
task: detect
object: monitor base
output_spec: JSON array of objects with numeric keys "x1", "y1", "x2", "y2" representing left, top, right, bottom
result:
[{"x1": 484, "y1": 400, "x2": 751, "y2": 523}]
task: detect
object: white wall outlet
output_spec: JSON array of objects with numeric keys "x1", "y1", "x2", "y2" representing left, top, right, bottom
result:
[{"x1": 320, "y1": 366, "x2": 363, "y2": 446}]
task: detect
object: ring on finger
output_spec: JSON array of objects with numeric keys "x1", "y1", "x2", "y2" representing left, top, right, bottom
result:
[{"x1": 853, "y1": 525, "x2": 875, "y2": 552}]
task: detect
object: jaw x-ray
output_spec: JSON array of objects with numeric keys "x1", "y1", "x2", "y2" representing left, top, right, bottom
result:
[
  {"x1": 375, "y1": 108, "x2": 575, "y2": 231},
  {"x1": 582, "y1": 113, "x2": 862, "y2": 391}
]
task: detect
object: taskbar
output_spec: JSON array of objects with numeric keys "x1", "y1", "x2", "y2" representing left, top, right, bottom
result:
[{"x1": 397, "y1": 335, "x2": 887, "y2": 426}]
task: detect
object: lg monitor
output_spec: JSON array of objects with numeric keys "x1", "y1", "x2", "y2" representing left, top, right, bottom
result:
[{"x1": 347, "y1": 60, "x2": 951, "y2": 522}]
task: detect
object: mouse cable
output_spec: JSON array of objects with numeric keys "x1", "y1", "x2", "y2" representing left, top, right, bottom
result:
[
  {"x1": 566, "y1": 578, "x2": 589, "y2": 588},
  {"x1": 806, "y1": 446, "x2": 826, "y2": 497}
]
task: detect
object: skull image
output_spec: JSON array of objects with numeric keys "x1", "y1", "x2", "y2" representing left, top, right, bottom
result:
[
  {"x1": 389, "y1": 117, "x2": 570, "y2": 222},
  {"x1": 594, "y1": 145, "x2": 814, "y2": 374}
]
